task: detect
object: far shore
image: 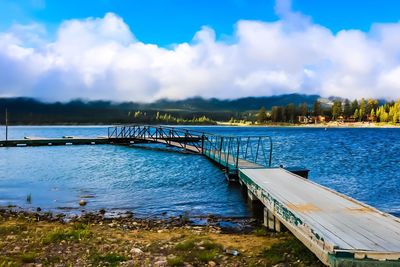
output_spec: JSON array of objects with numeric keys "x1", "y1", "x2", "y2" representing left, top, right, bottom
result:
[
  {"x1": 217, "y1": 121, "x2": 400, "y2": 128},
  {"x1": 2, "y1": 121, "x2": 400, "y2": 128}
]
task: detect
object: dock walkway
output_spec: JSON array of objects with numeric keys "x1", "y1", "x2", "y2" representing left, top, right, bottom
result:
[{"x1": 239, "y1": 168, "x2": 400, "y2": 266}]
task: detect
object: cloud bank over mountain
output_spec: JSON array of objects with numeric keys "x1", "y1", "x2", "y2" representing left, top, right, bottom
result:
[{"x1": 1, "y1": 0, "x2": 400, "y2": 102}]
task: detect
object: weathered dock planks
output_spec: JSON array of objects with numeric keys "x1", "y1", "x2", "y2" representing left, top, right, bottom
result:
[{"x1": 239, "y1": 168, "x2": 400, "y2": 266}]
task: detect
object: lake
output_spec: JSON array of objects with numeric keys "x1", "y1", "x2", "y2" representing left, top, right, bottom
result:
[{"x1": 0, "y1": 125, "x2": 399, "y2": 218}]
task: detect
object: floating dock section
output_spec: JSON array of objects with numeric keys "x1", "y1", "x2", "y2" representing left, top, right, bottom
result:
[{"x1": 0, "y1": 137, "x2": 110, "y2": 147}]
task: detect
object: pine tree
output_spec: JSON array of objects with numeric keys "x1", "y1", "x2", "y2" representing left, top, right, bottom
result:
[
  {"x1": 313, "y1": 100, "x2": 321, "y2": 117},
  {"x1": 257, "y1": 107, "x2": 268, "y2": 123},
  {"x1": 343, "y1": 99, "x2": 351, "y2": 117},
  {"x1": 331, "y1": 101, "x2": 343, "y2": 120},
  {"x1": 370, "y1": 109, "x2": 375, "y2": 121},
  {"x1": 300, "y1": 102, "x2": 308, "y2": 116},
  {"x1": 354, "y1": 109, "x2": 359, "y2": 120},
  {"x1": 359, "y1": 98, "x2": 366, "y2": 121},
  {"x1": 286, "y1": 103, "x2": 296, "y2": 123},
  {"x1": 351, "y1": 99, "x2": 359, "y2": 114}
]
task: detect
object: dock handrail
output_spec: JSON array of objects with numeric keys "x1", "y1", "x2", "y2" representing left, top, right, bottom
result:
[{"x1": 108, "y1": 125, "x2": 273, "y2": 170}]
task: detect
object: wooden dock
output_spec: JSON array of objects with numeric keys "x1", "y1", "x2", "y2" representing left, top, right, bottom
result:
[
  {"x1": 107, "y1": 125, "x2": 400, "y2": 265},
  {"x1": 0, "y1": 137, "x2": 110, "y2": 147},
  {"x1": 2, "y1": 125, "x2": 400, "y2": 266},
  {"x1": 239, "y1": 168, "x2": 400, "y2": 266}
]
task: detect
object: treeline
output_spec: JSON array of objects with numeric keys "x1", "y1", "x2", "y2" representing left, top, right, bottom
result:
[
  {"x1": 332, "y1": 98, "x2": 400, "y2": 123},
  {"x1": 254, "y1": 98, "x2": 400, "y2": 124},
  {"x1": 0, "y1": 98, "x2": 228, "y2": 124},
  {"x1": 254, "y1": 102, "x2": 325, "y2": 123},
  {"x1": 130, "y1": 111, "x2": 216, "y2": 125}
]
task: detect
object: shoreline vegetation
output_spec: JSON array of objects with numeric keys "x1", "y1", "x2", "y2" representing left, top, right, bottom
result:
[
  {"x1": 2, "y1": 95, "x2": 400, "y2": 127},
  {"x1": 218, "y1": 121, "x2": 400, "y2": 128},
  {"x1": 2, "y1": 121, "x2": 400, "y2": 128},
  {"x1": 0, "y1": 208, "x2": 322, "y2": 266}
]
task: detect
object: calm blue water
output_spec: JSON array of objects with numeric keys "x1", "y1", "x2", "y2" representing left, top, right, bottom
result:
[{"x1": 0, "y1": 126, "x2": 399, "y2": 217}]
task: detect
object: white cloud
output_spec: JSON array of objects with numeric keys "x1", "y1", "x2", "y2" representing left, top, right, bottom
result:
[{"x1": 1, "y1": 4, "x2": 400, "y2": 102}]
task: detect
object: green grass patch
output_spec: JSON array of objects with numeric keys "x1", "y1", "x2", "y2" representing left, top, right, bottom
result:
[
  {"x1": 42, "y1": 255, "x2": 62, "y2": 265},
  {"x1": 253, "y1": 227, "x2": 267, "y2": 236},
  {"x1": 175, "y1": 239, "x2": 196, "y2": 250},
  {"x1": 262, "y1": 235, "x2": 322, "y2": 266},
  {"x1": 89, "y1": 252, "x2": 128, "y2": 267},
  {"x1": 167, "y1": 255, "x2": 184, "y2": 266},
  {"x1": 72, "y1": 222, "x2": 90, "y2": 230},
  {"x1": 0, "y1": 256, "x2": 17, "y2": 266},
  {"x1": 20, "y1": 252, "x2": 37, "y2": 263},
  {"x1": 43, "y1": 227, "x2": 91, "y2": 244},
  {"x1": 197, "y1": 250, "x2": 218, "y2": 262},
  {"x1": 201, "y1": 240, "x2": 223, "y2": 251},
  {"x1": 0, "y1": 224, "x2": 28, "y2": 236}
]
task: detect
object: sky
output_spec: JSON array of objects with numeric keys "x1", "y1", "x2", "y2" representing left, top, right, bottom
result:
[{"x1": 1, "y1": 0, "x2": 400, "y2": 102}]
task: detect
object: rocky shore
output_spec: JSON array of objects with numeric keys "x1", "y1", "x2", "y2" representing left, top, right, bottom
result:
[{"x1": 0, "y1": 208, "x2": 322, "y2": 266}]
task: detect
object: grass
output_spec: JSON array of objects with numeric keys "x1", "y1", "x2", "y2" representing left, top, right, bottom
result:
[
  {"x1": 173, "y1": 238, "x2": 222, "y2": 263},
  {"x1": 262, "y1": 235, "x2": 322, "y2": 266},
  {"x1": 253, "y1": 227, "x2": 268, "y2": 236},
  {"x1": 89, "y1": 252, "x2": 128, "y2": 267},
  {"x1": 197, "y1": 250, "x2": 218, "y2": 262},
  {"x1": 0, "y1": 256, "x2": 17, "y2": 266},
  {"x1": 0, "y1": 224, "x2": 28, "y2": 236},
  {"x1": 0, "y1": 211, "x2": 323, "y2": 266},
  {"x1": 43, "y1": 226, "x2": 91, "y2": 244},
  {"x1": 167, "y1": 255, "x2": 185, "y2": 266},
  {"x1": 175, "y1": 239, "x2": 196, "y2": 250},
  {"x1": 20, "y1": 252, "x2": 37, "y2": 263},
  {"x1": 201, "y1": 240, "x2": 223, "y2": 250}
]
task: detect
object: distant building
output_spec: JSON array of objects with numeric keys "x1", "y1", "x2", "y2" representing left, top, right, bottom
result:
[
  {"x1": 314, "y1": 115, "x2": 327, "y2": 123},
  {"x1": 367, "y1": 114, "x2": 377, "y2": 122},
  {"x1": 298, "y1": 116, "x2": 311, "y2": 124},
  {"x1": 344, "y1": 116, "x2": 356, "y2": 123},
  {"x1": 298, "y1": 115, "x2": 327, "y2": 124}
]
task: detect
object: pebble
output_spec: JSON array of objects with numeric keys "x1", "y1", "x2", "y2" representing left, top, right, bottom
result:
[
  {"x1": 154, "y1": 260, "x2": 167, "y2": 266},
  {"x1": 130, "y1": 247, "x2": 143, "y2": 254},
  {"x1": 208, "y1": 261, "x2": 217, "y2": 267}
]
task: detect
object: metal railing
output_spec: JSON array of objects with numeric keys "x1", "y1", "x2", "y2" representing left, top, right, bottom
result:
[
  {"x1": 202, "y1": 135, "x2": 272, "y2": 170},
  {"x1": 108, "y1": 125, "x2": 204, "y2": 153},
  {"x1": 108, "y1": 125, "x2": 273, "y2": 172}
]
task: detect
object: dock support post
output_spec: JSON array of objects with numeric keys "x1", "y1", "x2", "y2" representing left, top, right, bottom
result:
[
  {"x1": 247, "y1": 190, "x2": 257, "y2": 202},
  {"x1": 5, "y1": 108, "x2": 8, "y2": 141},
  {"x1": 263, "y1": 208, "x2": 282, "y2": 232}
]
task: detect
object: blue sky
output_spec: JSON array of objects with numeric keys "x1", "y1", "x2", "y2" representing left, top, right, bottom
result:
[
  {"x1": 1, "y1": 0, "x2": 400, "y2": 46},
  {"x1": 1, "y1": 0, "x2": 400, "y2": 101}
]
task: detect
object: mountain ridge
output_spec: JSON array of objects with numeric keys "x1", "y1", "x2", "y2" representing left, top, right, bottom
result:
[{"x1": 0, "y1": 94, "x2": 328, "y2": 124}]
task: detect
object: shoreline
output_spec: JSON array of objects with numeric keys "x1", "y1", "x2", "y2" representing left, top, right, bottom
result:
[
  {"x1": 217, "y1": 121, "x2": 400, "y2": 128},
  {"x1": 2, "y1": 122, "x2": 400, "y2": 128},
  {"x1": 0, "y1": 207, "x2": 322, "y2": 266}
]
